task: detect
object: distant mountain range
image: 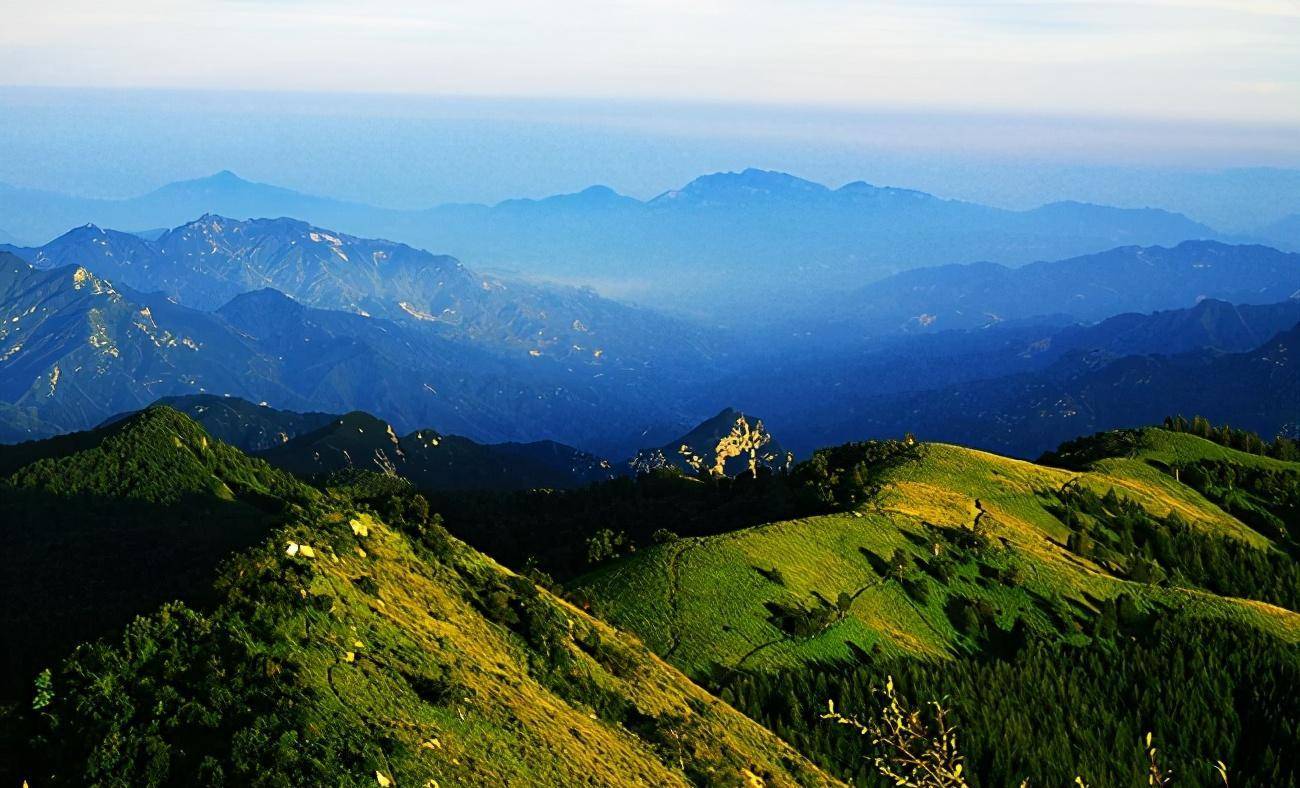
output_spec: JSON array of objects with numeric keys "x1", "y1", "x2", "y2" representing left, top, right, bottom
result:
[
  {"x1": 0, "y1": 169, "x2": 1225, "y2": 315},
  {"x1": 811, "y1": 240, "x2": 1300, "y2": 340},
  {"x1": 4, "y1": 206, "x2": 1300, "y2": 459},
  {"x1": 1, "y1": 215, "x2": 712, "y2": 363},
  {"x1": 0, "y1": 242, "x2": 714, "y2": 454},
  {"x1": 722, "y1": 294, "x2": 1300, "y2": 456},
  {"x1": 772, "y1": 312, "x2": 1300, "y2": 458}
]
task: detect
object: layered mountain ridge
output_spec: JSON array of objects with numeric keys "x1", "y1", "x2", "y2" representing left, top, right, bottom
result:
[
  {"x1": 0, "y1": 168, "x2": 1224, "y2": 315},
  {"x1": 816, "y1": 240, "x2": 1300, "y2": 338},
  {"x1": 101, "y1": 395, "x2": 791, "y2": 491},
  {"x1": 793, "y1": 320, "x2": 1300, "y2": 458},
  {"x1": 0, "y1": 217, "x2": 718, "y2": 454},
  {"x1": 257, "y1": 410, "x2": 617, "y2": 491}
]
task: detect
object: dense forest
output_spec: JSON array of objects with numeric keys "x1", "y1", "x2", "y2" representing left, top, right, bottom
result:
[
  {"x1": 723, "y1": 612, "x2": 1299, "y2": 786},
  {"x1": 1054, "y1": 483, "x2": 1300, "y2": 610}
]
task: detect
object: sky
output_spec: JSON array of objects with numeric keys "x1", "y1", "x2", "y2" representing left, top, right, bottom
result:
[
  {"x1": 3, "y1": 0, "x2": 1299, "y2": 124},
  {"x1": 0, "y1": 0, "x2": 1298, "y2": 221}
]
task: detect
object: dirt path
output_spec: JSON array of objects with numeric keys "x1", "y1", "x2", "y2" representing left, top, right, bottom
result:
[{"x1": 662, "y1": 540, "x2": 690, "y2": 659}]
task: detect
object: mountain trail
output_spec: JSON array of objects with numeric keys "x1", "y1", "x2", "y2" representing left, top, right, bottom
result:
[{"x1": 662, "y1": 540, "x2": 690, "y2": 659}]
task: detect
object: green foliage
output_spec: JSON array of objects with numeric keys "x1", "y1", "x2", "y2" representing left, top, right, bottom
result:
[
  {"x1": 1162, "y1": 415, "x2": 1299, "y2": 461},
  {"x1": 468, "y1": 571, "x2": 573, "y2": 667},
  {"x1": 15, "y1": 602, "x2": 376, "y2": 786},
  {"x1": 1171, "y1": 458, "x2": 1300, "y2": 547},
  {"x1": 794, "y1": 439, "x2": 926, "y2": 511},
  {"x1": 31, "y1": 670, "x2": 52, "y2": 711},
  {"x1": 1039, "y1": 428, "x2": 1145, "y2": 469},
  {"x1": 766, "y1": 599, "x2": 839, "y2": 639},
  {"x1": 1055, "y1": 484, "x2": 1300, "y2": 610},
  {"x1": 1, "y1": 406, "x2": 317, "y2": 507},
  {"x1": 724, "y1": 613, "x2": 1300, "y2": 787},
  {"x1": 651, "y1": 528, "x2": 680, "y2": 544},
  {"x1": 1044, "y1": 419, "x2": 1300, "y2": 471},
  {"x1": 586, "y1": 528, "x2": 631, "y2": 564}
]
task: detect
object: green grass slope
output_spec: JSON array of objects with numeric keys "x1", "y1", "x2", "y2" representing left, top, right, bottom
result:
[
  {"x1": 1, "y1": 411, "x2": 835, "y2": 787},
  {"x1": 575, "y1": 431, "x2": 1300, "y2": 678}
]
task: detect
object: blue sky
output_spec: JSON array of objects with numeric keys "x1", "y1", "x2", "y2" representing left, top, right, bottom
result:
[{"x1": 3, "y1": 0, "x2": 1299, "y2": 123}]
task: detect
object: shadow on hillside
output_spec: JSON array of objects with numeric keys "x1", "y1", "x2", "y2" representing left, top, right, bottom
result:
[
  {"x1": 0, "y1": 488, "x2": 283, "y2": 703},
  {"x1": 427, "y1": 471, "x2": 805, "y2": 581}
]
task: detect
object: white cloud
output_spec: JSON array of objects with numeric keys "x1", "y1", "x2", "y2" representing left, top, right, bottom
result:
[{"x1": 1, "y1": 0, "x2": 1297, "y2": 123}]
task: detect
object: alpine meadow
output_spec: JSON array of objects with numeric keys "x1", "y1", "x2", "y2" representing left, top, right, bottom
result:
[{"x1": 2, "y1": 2, "x2": 1300, "y2": 786}]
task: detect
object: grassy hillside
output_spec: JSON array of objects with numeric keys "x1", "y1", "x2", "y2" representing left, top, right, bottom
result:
[
  {"x1": 0, "y1": 409, "x2": 835, "y2": 787},
  {"x1": 5, "y1": 411, "x2": 1297, "y2": 785},
  {"x1": 569, "y1": 428, "x2": 1300, "y2": 785},
  {"x1": 567, "y1": 429, "x2": 1300, "y2": 785},
  {"x1": 576, "y1": 432, "x2": 1300, "y2": 676}
]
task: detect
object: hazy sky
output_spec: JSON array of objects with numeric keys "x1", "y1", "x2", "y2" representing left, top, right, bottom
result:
[
  {"x1": 3, "y1": 0, "x2": 1299, "y2": 123},
  {"x1": 2, "y1": 0, "x2": 1298, "y2": 223}
]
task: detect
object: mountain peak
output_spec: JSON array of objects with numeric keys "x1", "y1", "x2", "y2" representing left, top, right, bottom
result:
[
  {"x1": 698, "y1": 406, "x2": 744, "y2": 427},
  {"x1": 66, "y1": 265, "x2": 116, "y2": 295},
  {"x1": 836, "y1": 180, "x2": 935, "y2": 202},
  {"x1": 655, "y1": 169, "x2": 829, "y2": 204},
  {"x1": 629, "y1": 407, "x2": 792, "y2": 478},
  {"x1": 148, "y1": 170, "x2": 288, "y2": 201},
  {"x1": 216, "y1": 287, "x2": 303, "y2": 314},
  {"x1": 329, "y1": 411, "x2": 395, "y2": 432},
  {"x1": 194, "y1": 170, "x2": 252, "y2": 187},
  {"x1": 0, "y1": 405, "x2": 220, "y2": 483},
  {"x1": 559, "y1": 184, "x2": 639, "y2": 208},
  {"x1": 50, "y1": 223, "x2": 111, "y2": 243}
]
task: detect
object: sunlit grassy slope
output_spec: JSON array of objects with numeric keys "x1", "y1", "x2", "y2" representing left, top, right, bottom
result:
[
  {"x1": 203, "y1": 514, "x2": 835, "y2": 787},
  {"x1": 6, "y1": 408, "x2": 836, "y2": 787},
  {"x1": 575, "y1": 431, "x2": 1300, "y2": 678}
]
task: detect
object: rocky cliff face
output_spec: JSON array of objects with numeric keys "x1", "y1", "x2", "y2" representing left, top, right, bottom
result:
[{"x1": 628, "y1": 407, "x2": 792, "y2": 478}]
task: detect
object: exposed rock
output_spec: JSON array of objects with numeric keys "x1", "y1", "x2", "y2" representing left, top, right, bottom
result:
[{"x1": 628, "y1": 408, "x2": 793, "y2": 479}]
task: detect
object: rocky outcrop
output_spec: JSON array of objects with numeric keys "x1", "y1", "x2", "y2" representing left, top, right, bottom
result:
[{"x1": 628, "y1": 408, "x2": 793, "y2": 478}]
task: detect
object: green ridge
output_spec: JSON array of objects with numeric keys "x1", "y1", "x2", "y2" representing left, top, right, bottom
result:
[{"x1": 0, "y1": 410, "x2": 835, "y2": 787}]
